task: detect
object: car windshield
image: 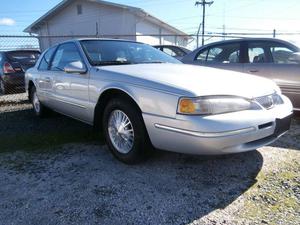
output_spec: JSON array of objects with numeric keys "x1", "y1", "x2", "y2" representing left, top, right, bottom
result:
[{"x1": 80, "y1": 40, "x2": 181, "y2": 66}]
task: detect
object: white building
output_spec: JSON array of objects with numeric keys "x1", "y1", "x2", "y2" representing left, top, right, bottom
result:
[{"x1": 24, "y1": 0, "x2": 189, "y2": 51}]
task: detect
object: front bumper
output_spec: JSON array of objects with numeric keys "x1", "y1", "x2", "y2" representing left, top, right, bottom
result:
[{"x1": 143, "y1": 95, "x2": 293, "y2": 155}]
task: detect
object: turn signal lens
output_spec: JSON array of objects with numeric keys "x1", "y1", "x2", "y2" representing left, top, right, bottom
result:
[{"x1": 179, "y1": 99, "x2": 196, "y2": 113}]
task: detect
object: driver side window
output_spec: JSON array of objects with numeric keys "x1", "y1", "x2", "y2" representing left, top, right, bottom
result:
[
  {"x1": 196, "y1": 43, "x2": 240, "y2": 63},
  {"x1": 50, "y1": 43, "x2": 82, "y2": 71}
]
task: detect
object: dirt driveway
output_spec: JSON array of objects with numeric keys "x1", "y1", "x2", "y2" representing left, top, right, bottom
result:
[{"x1": 0, "y1": 94, "x2": 299, "y2": 225}]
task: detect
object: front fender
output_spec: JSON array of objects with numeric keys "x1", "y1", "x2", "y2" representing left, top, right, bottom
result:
[{"x1": 90, "y1": 81, "x2": 180, "y2": 119}]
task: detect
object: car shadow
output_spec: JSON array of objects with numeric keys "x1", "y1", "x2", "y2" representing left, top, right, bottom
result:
[
  {"x1": 0, "y1": 108, "x2": 264, "y2": 224},
  {"x1": 0, "y1": 108, "x2": 101, "y2": 152}
]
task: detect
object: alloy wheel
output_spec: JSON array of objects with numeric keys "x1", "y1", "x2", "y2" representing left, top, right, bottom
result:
[{"x1": 108, "y1": 109, "x2": 135, "y2": 154}]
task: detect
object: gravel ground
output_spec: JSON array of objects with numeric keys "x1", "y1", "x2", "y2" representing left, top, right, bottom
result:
[
  {"x1": 0, "y1": 93, "x2": 31, "y2": 113},
  {"x1": 0, "y1": 94, "x2": 299, "y2": 225}
]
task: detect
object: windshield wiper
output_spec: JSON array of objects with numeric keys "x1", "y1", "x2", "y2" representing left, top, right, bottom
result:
[{"x1": 93, "y1": 60, "x2": 134, "y2": 66}]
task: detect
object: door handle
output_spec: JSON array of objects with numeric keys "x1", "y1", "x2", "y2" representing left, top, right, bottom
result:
[
  {"x1": 44, "y1": 77, "x2": 51, "y2": 82},
  {"x1": 248, "y1": 69, "x2": 259, "y2": 73}
]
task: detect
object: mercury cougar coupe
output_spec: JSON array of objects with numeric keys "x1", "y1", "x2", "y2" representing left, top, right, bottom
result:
[{"x1": 25, "y1": 39, "x2": 293, "y2": 164}]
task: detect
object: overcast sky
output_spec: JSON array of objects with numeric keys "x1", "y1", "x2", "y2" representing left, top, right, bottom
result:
[{"x1": 0, "y1": 0, "x2": 299, "y2": 46}]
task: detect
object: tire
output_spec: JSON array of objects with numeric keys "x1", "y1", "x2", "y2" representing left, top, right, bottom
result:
[
  {"x1": 0, "y1": 79, "x2": 8, "y2": 95},
  {"x1": 30, "y1": 86, "x2": 49, "y2": 117},
  {"x1": 103, "y1": 97, "x2": 151, "y2": 164}
]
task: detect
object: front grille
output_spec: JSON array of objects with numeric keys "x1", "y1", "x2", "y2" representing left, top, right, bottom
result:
[{"x1": 254, "y1": 93, "x2": 283, "y2": 109}]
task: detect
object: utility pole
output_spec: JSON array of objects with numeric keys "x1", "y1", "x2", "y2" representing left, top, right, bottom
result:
[
  {"x1": 196, "y1": 22, "x2": 202, "y2": 48},
  {"x1": 195, "y1": 0, "x2": 214, "y2": 46},
  {"x1": 222, "y1": 24, "x2": 226, "y2": 40}
]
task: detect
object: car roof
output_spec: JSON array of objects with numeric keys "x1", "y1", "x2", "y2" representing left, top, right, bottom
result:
[{"x1": 197, "y1": 38, "x2": 299, "y2": 50}]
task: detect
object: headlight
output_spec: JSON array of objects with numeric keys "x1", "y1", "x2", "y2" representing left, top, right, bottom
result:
[{"x1": 177, "y1": 96, "x2": 252, "y2": 115}]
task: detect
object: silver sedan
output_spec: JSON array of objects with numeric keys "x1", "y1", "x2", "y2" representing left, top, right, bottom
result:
[
  {"x1": 181, "y1": 38, "x2": 300, "y2": 111},
  {"x1": 25, "y1": 39, "x2": 293, "y2": 164}
]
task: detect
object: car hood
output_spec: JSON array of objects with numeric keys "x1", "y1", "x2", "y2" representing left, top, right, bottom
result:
[{"x1": 99, "y1": 63, "x2": 279, "y2": 99}]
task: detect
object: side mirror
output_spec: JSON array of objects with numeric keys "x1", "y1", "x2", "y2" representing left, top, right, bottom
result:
[
  {"x1": 288, "y1": 52, "x2": 300, "y2": 63},
  {"x1": 64, "y1": 61, "x2": 87, "y2": 74}
]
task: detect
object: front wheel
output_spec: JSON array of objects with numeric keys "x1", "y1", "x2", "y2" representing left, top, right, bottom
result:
[{"x1": 103, "y1": 97, "x2": 151, "y2": 164}]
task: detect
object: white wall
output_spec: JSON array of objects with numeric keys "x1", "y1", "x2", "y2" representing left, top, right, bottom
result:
[
  {"x1": 46, "y1": 0, "x2": 100, "y2": 35},
  {"x1": 136, "y1": 20, "x2": 160, "y2": 45},
  {"x1": 136, "y1": 19, "x2": 187, "y2": 47},
  {"x1": 98, "y1": 4, "x2": 136, "y2": 39},
  {"x1": 33, "y1": 0, "x2": 187, "y2": 50},
  {"x1": 37, "y1": 0, "x2": 137, "y2": 50}
]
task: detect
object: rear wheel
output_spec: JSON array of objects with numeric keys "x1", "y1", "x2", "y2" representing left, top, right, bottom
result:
[
  {"x1": 30, "y1": 86, "x2": 49, "y2": 117},
  {"x1": 103, "y1": 97, "x2": 151, "y2": 164}
]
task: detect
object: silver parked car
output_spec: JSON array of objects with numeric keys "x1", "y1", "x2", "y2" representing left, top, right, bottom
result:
[
  {"x1": 25, "y1": 39, "x2": 293, "y2": 164},
  {"x1": 181, "y1": 38, "x2": 300, "y2": 110}
]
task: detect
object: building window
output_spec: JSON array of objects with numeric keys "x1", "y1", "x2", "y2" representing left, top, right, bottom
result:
[{"x1": 77, "y1": 4, "x2": 82, "y2": 15}]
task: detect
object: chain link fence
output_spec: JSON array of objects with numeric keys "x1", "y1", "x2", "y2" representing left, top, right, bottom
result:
[{"x1": 0, "y1": 36, "x2": 38, "y2": 112}]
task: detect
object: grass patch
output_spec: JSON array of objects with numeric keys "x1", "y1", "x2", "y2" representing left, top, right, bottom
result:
[{"x1": 239, "y1": 155, "x2": 300, "y2": 224}]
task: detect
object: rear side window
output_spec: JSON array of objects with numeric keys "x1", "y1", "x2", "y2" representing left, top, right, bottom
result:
[
  {"x1": 38, "y1": 47, "x2": 56, "y2": 70},
  {"x1": 247, "y1": 41, "x2": 297, "y2": 64},
  {"x1": 270, "y1": 46, "x2": 296, "y2": 64}
]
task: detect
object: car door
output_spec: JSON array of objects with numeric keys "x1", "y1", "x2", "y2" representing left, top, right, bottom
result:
[
  {"x1": 243, "y1": 41, "x2": 275, "y2": 79},
  {"x1": 36, "y1": 46, "x2": 57, "y2": 107},
  {"x1": 49, "y1": 42, "x2": 90, "y2": 121},
  {"x1": 243, "y1": 41, "x2": 300, "y2": 109},
  {"x1": 191, "y1": 42, "x2": 245, "y2": 73},
  {"x1": 267, "y1": 43, "x2": 300, "y2": 110}
]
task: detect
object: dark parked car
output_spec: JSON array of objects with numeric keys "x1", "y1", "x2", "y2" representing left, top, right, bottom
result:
[
  {"x1": 0, "y1": 49, "x2": 40, "y2": 94},
  {"x1": 153, "y1": 45, "x2": 191, "y2": 60},
  {"x1": 181, "y1": 38, "x2": 300, "y2": 111}
]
